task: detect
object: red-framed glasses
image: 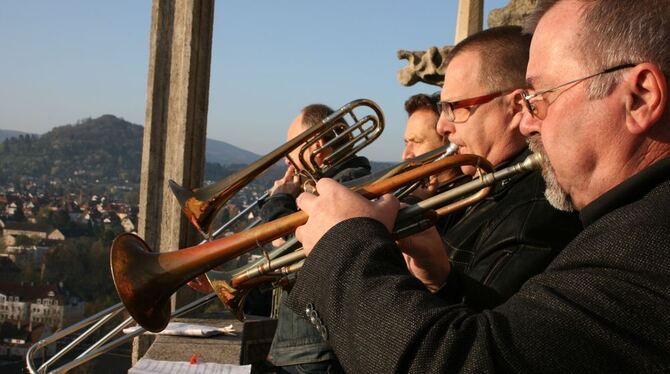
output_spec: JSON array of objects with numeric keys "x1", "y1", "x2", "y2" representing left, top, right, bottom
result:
[{"x1": 438, "y1": 90, "x2": 511, "y2": 123}]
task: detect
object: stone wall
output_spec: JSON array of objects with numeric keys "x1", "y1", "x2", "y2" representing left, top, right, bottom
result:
[{"x1": 397, "y1": 0, "x2": 538, "y2": 87}]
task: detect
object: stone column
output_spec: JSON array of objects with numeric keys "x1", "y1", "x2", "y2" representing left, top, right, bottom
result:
[
  {"x1": 134, "y1": 0, "x2": 215, "y2": 364},
  {"x1": 454, "y1": 0, "x2": 484, "y2": 43}
]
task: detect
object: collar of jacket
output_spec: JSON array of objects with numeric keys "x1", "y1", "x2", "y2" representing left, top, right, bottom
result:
[
  {"x1": 580, "y1": 155, "x2": 670, "y2": 227},
  {"x1": 433, "y1": 148, "x2": 532, "y2": 199},
  {"x1": 322, "y1": 155, "x2": 371, "y2": 180}
]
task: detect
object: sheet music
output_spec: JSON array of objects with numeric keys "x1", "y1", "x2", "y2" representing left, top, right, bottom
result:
[{"x1": 129, "y1": 358, "x2": 251, "y2": 374}]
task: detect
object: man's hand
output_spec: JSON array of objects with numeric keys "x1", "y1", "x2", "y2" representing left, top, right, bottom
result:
[
  {"x1": 397, "y1": 226, "x2": 451, "y2": 292},
  {"x1": 295, "y1": 178, "x2": 400, "y2": 255},
  {"x1": 410, "y1": 175, "x2": 440, "y2": 200},
  {"x1": 270, "y1": 166, "x2": 301, "y2": 197}
]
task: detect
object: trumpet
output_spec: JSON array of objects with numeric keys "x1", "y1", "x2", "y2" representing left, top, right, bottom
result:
[
  {"x1": 110, "y1": 153, "x2": 547, "y2": 333},
  {"x1": 206, "y1": 152, "x2": 542, "y2": 318},
  {"x1": 202, "y1": 142, "x2": 462, "y2": 318},
  {"x1": 181, "y1": 142, "x2": 461, "y2": 318},
  {"x1": 169, "y1": 99, "x2": 385, "y2": 238}
]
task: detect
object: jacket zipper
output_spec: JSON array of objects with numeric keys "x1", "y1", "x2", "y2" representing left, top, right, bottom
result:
[{"x1": 483, "y1": 251, "x2": 512, "y2": 285}]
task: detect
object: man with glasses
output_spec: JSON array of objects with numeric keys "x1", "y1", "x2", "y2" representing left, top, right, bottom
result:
[
  {"x1": 279, "y1": 1, "x2": 670, "y2": 372},
  {"x1": 394, "y1": 26, "x2": 580, "y2": 306},
  {"x1": 425, "y1": 26, "x2": 581, "y2": 306}
]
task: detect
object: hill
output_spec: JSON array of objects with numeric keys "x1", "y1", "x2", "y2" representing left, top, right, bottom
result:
[
  {"x1": 0, "y1": 115, "x2": 263, "y2": 183},
  {"x1": 0, "y1": 115, "x2": 259, "y2": 166},
  {"x1": 0, "y1": 116, "x2": 143, "y2": 183},
  {"x1": 0, "y1": 116, "x2": 393, "y2": 187},
  {"x1": 0, "y1": 129, "x2": 35, "y2": 142},
  {"x1": 206, "y1": 138, "x2": 258, "y2": 165}
]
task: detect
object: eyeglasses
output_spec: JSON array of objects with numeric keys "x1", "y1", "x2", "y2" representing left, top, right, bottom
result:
[
  {"x1": 520, "y1": 63, "x2": 636, "y2": 120},
  {"x1": 438, "y1": 91, "x2": 511, "y2": 123}
]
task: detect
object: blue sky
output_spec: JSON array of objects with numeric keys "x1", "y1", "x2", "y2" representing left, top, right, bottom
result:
[{"x1": 0, "y1": 0, "x2": 510, "y2": 161}]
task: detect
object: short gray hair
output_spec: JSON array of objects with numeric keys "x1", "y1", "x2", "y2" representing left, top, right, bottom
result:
[{"x1": 524, "y1": 0, "x2": 670, "y2": 98}]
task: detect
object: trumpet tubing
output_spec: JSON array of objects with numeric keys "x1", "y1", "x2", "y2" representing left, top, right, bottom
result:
[
  {"x1": 111, "y1": 153, "x2": 491, "y2": 332},
  {"x1": 169, "y1": 98, "x2": 385, "y2": 238},
  {"x1": 221, "y1": 153, "x2": 544, "y2": 309}
]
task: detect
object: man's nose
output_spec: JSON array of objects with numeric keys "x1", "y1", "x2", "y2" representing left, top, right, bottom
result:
[
  {"x1": 519, "y1": 112, "x2": 541, "y2": 137},
  {"x1": 436, "y1": 112, "x2": 455, "y2": 137},
  {"x1": 402, "y1": 146, "x2": 414, "y2": 161}
]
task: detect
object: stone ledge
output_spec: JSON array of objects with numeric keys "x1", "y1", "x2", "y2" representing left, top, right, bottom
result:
[{"x1": 141, "y1": 313, "x2": 277, "y2": 372}]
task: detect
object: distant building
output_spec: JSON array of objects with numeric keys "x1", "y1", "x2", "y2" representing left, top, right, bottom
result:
[
  {"x1": 0, "y1": 282, "x2": 84, "y2": 330},
  {"x1": 2, "y1": 222, "x2": 65, "y2": 245},
  {"x1": 4, "y1": 202, "x2": 18, "y2": 216},
  {"x1": 120, "y1": 216, "x2": 135, "y2": 233}
]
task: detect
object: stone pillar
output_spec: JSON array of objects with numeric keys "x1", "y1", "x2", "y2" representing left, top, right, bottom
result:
[
  {"x1": 133, "y1": 0, "x2": 215, "y2": 364},
  {"x1": 454, "y1": 0, "x2": 484, "y2": 43}
]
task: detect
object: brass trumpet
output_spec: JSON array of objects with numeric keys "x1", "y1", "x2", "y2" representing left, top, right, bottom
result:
[
  {"x1": 203, "y1": 142, "x2": 462, "y2": 319},
  {"x1": 111, "y1": 153, "x2": 514, "y2": 332},
  {"x1": 169, "y1": 99, "x2": 385, "y2": 238},
  {"x1": 205, "y1": 152, "x2": 543, "y2": 318}
]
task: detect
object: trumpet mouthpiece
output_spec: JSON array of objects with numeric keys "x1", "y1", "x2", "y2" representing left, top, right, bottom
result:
[{"x1": 523, "y1": 153, "x2": 545, "y2": 171}]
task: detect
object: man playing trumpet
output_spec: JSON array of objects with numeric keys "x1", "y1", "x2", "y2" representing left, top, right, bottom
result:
[
  {"x1": 398, "y1": 26, "x2": 581, "y2": 307},
  {"x1": 284, "y1": 1, "x2": 670, "y2": 372},
  {"x1": 261, "y1": 103, "x2": 371, "y2": 374}
]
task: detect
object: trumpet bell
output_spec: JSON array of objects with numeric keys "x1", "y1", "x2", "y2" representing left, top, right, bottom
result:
[{"x1": 111, "y1": 233, "x2": 172, "y2": 333}]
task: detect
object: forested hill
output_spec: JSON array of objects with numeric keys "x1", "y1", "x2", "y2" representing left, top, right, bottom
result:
[
  {"x1": 0, "y1": 115, "x2": 394, "y2": 185},
  {"x1": 0, "y1": 129, "x2": 34, "y2": 141},
  {"x1": 0, "y1": 115, "x2": 143, "y2": 182},
  {"x1": 0, "y1": 115, "x2": 265, "y2": 184}
]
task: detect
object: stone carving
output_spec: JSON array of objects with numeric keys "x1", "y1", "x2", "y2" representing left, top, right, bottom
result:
[
  {"x1": 396, "y1": 46, "x2": 453, "y2": 87},
  {"x1": 397, "y1": 0, "x2": 537, "y2": 87},
  {"x1": 488, "y1": 0, "x2": 537, "y2": 28}
]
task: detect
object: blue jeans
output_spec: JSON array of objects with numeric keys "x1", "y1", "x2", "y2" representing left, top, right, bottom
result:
[
  {"x1": 268, "y1": 290, "x2": 337, "y2": 368},
  {"x1": 275, "y1": 360, "x2": 344, "y2": 374}
]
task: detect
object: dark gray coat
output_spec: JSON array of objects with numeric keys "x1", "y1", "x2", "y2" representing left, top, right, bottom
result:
[{"x1": 287, "y1": 157, "x2": 670, "y2": 373}]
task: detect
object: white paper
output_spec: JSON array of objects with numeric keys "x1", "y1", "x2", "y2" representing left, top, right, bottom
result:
[
  {"x1": 129, "y1": 358, "x2": 251, "y2": 374},
  {"x1": 123, "y1": 322, "x2": 236, "y2": 337}
]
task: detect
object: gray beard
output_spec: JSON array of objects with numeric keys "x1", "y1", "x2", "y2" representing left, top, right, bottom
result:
[{"x1": 527, "y1": 135, "x2": 576, "y2": 212}]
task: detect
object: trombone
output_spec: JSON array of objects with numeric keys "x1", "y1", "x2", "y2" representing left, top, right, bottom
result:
[
  {"x1": 169, "y1": 98, "x2": 385, "y2": 239},
  {"x1": 194, "y1": 152, "x2": 542, "y2": 319},
  {"x1": 25, "y1": 98, "x2": 385, "y2": 373},
  {"x1": 110, "y1": 153, "x2": 543, "y2": 333},
  {"x1": 197, "y1": 141, "x2": 461, "y2": 307}
]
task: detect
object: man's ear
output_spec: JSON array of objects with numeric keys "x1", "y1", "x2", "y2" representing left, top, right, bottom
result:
[
  {"x1": 506, "y1": 90, "x2": 525, "y2": 131},
  {"x1": 626, "y1": 62, "x2": 667, "y2": 135}
]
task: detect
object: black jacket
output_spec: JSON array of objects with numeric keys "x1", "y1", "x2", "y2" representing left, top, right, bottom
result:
[
  {"x1": 442, "y1": 149, "x2": 582, "y2": 308},
  {"x1": 287, "y1": 157, "x2": 670, "y2": 373}
]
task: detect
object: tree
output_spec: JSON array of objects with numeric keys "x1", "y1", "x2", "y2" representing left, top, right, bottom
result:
[
  {"x1": 13, "y1": 204, "x2": 26, "y2": 222},
  {"x1": 50, "y1": 209, "x2": 72, "y2": 231}
]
